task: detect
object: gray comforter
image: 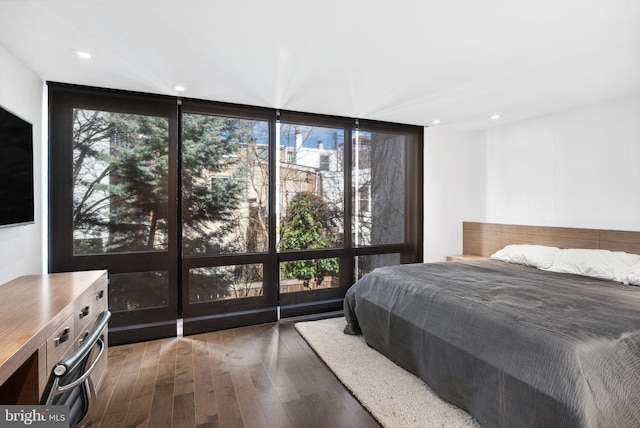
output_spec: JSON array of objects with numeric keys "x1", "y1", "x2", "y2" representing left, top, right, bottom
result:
[{"x1": 344, "y1": 260, "x2": 640, "y2": 428}]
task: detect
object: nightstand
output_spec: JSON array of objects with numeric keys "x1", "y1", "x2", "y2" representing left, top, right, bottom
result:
[{"x1": 446, "y1": 254, "x2": 489, "y2": 261}]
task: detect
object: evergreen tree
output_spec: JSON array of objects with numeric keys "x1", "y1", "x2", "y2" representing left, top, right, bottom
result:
[
  {"x1": 72, "y1": 110, "x2": 248, "y2": 255},
  {"x1": 106, "y1": 113, "x2": 170, "y2": 251},
  {"x1": 72, "y1": 110, "x2": 172, "y2": 253},
  {"x1": 279, "y1": 192, "x2": 339, "y2": 288},
  {"x1": 181, "y1": 113, "x2": 248, "y2": 255}
]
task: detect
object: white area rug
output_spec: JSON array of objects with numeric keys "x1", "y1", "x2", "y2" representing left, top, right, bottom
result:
[{"x1": 295, "y1": 317, "x2": 481, "y2": 428}]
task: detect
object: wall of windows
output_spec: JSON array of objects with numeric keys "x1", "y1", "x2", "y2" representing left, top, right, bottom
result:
[{"x1": 49, "y1": 83, "x2": 423, "y2": 343}]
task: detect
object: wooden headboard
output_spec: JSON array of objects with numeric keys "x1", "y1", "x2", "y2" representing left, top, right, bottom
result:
[{"x1": 463, "y1": 222, "x2": 640, "y2": 257}]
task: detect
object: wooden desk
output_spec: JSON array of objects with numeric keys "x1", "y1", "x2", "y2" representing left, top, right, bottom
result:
[{"x1": 0, "y1": 270, "x2": 108, "y2": 404}]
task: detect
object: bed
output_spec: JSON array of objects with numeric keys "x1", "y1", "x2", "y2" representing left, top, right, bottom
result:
[{"x1": 343, "y1": 223, "x2": 640, "y2": 428}]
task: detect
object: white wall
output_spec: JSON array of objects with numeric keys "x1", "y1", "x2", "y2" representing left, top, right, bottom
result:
[
  {"x1": 423, "y1": 127, "x2": 486, "y2": 262},
  {"x1": 0, "y1": 44, "x2": 44, "y2": 284},
  {"x1": 424, "y1": 93, "x2": 640, "y2": 261},
  {"x1": 485, "y1": 93, "x2": 640, "y2": 231}
]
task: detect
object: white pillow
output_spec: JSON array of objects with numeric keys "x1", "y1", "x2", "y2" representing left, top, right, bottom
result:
[
  {"x1": 490, "y1": 244, "x2": 560, "y2": 269},
  {"x1": 621, "y1": 262, "x2": 640, "y2": 286},
  {"x1": 548, "y1": 248, "x2": 640, "y2": 282}
]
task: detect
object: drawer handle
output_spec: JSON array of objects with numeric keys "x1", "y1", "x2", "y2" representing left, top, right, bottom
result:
[
  {"x1": 78, "y1": 330, "x2": 90, "y2": 345},
  {"x1": 79, "y1": 306, "x2": 90, "y2": 319},
  {"x1": 96, "y1": 290, "x2": 104, "y2": 300},
  {"x1": 55, "y1": 327, "x2": 70, "y2": 347}
]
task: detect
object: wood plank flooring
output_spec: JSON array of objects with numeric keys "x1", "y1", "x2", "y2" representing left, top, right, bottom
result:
[{"x1": 86, "y1": 319, "x2": 381, "y2": 428}]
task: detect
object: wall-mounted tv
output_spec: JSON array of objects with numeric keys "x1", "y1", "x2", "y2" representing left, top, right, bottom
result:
[{"x1": 0, "y1": 104, "x2": 34, "y2": 228}]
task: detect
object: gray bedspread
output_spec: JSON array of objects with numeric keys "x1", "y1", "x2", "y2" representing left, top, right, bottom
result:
[{"x1": 343, "y1": 260, "x2": 640, "y2": 428}]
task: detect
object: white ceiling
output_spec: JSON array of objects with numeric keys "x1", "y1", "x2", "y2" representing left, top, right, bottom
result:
[{"x1": 0, "y1": 0, "x2": 638, "y2": 130}]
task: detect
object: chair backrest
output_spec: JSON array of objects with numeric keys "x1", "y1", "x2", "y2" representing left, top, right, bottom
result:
[{"x1": 40, "y1": 310, "x2": 111, "y2": 428}]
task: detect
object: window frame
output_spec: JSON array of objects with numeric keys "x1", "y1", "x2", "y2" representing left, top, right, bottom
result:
[{"x1": 48, "y1": 83, "x2": 423, "y2": 340}]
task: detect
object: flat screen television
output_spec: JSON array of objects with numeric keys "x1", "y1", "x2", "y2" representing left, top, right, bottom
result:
[{"x1": 0, "y1": 104, "x2": 34, "y2": 228}]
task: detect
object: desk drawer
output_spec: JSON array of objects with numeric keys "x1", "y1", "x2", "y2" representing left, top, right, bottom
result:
[
  {"x1": 74, "y1": 283, "x2": 108, "y2": 337},
  {"x1": 46, "y1": 314, "x2": 75, "y2": 375}
]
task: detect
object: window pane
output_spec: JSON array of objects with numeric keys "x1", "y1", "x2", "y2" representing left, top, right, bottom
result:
[
  {"x1": 278, "y1": 123, "x2": 344, "y2": 250},
  {"x1": 353, "y1": 130, "x2": 405, "y2": 246},
  {"x1": 72, "y1": 109, "x2": 170, "y2": 254},
  {"x1": 355, "y1": 254, "x2": 400, "y2": 280},
  {"x1": 280, "y1": 257, "x2": 340, "y2": 293},
  {"x1": 189, "y1": 264, "x2": 263, "y2": 303},
  {"x1": 181, "y1": 114, "x2": 269, "y2": 255},
  {"x1": 109, "y1": 271, "x2": 169, "y2": 311}
]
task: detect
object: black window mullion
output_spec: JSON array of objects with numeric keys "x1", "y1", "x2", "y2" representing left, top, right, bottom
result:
[
  {"x1": 176, "y1": 98, "x2": 184, "y2": 318},
  {"x1": 269, "y1": 111, "x2": 280, "y2": 306},
  {"x1": 343, "y1": 121, "x2": 355, "y2": 283}
]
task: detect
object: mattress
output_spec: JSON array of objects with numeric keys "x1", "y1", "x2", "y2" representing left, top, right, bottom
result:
[{"x1": 343, "y1": 260, "x2": 640, "y2": 428}]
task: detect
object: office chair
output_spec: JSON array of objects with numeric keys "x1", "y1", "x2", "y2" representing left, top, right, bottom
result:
[{"x1": 40, "y1": 310, "x2": 111, "y2": 428}]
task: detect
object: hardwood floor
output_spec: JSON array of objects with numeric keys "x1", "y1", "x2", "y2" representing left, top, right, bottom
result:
[{"x1": 86, "y1": 319, "x2": 381, "y2": 428}]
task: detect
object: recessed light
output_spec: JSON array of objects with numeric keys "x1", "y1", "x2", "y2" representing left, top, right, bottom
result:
[
  {"x1": 489, "y1": 114, "x2": 501, "y2": 120},
  {"x1": 173, "y1": 85, "x2": 186, "y2": 92},
  {"x1": 75, "y1": 51, "x2": 92, "y2": 60},
  {"x1": 430, "y1": 119, "x2": 442, "y2": 125}
]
